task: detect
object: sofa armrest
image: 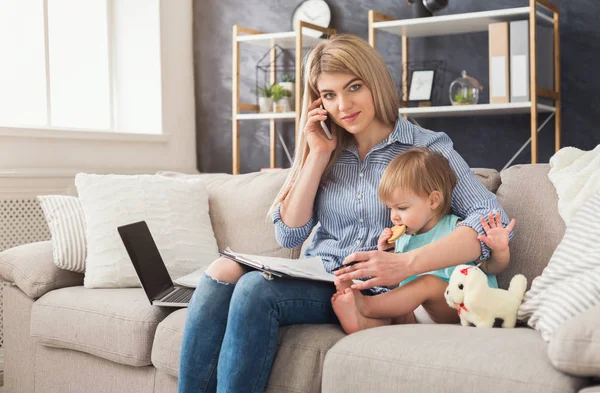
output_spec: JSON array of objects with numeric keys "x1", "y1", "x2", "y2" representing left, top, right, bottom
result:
[
  {"x1": 548, "y1": 304, "x2": 600, "y2": 377},
  {"x1": 0, "y1": 241, "x2": 83, "y2": 299}
]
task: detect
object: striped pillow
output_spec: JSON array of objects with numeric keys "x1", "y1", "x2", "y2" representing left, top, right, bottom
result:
[
  {"x1": 37, "y1": 195, "x2": 87, "y2": 273},
  {"x1": 517, "y1": 190, "x2": 600, "y2": 342}
]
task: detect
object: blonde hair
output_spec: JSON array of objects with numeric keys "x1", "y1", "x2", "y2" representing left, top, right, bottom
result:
[
  {"x1": 269, "y1": 34, "x2": 399, "y2": 214},
  {"x1": 378, "y1": 148, "x2": 458, "y2": 216}
]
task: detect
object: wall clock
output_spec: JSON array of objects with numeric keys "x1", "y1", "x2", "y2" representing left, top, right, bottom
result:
[{"x1": 292, "y1": 0, "x2": 331, "y2": 38}]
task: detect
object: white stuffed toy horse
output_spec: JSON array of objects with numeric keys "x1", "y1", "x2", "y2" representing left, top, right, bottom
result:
[{"x1": 445, "y1": 264, "x2": 527, "y2": 328}]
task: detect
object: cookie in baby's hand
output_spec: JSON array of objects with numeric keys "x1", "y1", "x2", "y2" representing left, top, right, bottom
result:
[{"x1": 387, "y1": 224, "x2": 406, "y2": 244}]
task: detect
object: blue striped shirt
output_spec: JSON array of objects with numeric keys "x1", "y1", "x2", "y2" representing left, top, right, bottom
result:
[{"x1": 272, "y1": 117, "x2": 511, "y2": 276}]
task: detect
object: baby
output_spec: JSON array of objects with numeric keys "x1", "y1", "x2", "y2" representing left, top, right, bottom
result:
[{"x1": 332, "y1": 147, "x2": 515, "y2": 334}]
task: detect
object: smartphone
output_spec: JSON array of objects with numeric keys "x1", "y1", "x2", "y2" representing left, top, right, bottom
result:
[{"x1": 319, "y1": 105, "x2": 333, "y2": 140}]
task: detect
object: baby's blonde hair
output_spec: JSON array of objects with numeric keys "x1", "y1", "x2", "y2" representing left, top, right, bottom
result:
[{"x1": 378, "y1": 148, "x2": 457, "y2": 216}]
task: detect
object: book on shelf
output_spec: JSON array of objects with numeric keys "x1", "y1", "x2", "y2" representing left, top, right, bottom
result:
[
  {"x1": 509, "y1": 20, "x2": 554, "y2": 105},
  {"x1": 489, "y1": 22, "x2": 511, "y2": 104}
]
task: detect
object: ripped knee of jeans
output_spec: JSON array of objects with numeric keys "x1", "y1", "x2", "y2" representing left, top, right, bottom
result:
[{"x1": 204, "y1": 272, "x2": 235, "y2": 286}]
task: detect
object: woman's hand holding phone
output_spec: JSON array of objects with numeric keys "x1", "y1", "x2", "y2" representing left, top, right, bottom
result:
[{"x1": 304, "y1": 98, "x2": 336, "y2": 155}]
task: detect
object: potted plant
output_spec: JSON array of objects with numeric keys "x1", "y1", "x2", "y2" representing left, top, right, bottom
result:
[
  {"x1": 257, "y1": 84, "x2": 274, "y2": 113},
  {"x1": 279, "y1": 74, "x2": 295, "y2": 107},
  {"x1": 272, "y1": 84, "x2": 293, "y2": 113}
]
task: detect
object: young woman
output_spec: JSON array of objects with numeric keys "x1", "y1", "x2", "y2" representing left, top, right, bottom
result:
[{"x1": 178, "y1": 34, "x2": 512, "y2": 393}]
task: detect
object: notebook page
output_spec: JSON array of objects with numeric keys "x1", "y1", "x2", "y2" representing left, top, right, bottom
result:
[{"x1": 233, "y1": 251, "x2": 336, "y2": 283}]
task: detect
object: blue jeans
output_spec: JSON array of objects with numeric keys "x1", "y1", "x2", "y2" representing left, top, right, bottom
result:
[{"x1": 178, "y1": 271, "x2": 338, "y2": 393}]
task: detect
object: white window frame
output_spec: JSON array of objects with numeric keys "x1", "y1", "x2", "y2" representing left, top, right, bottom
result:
[{"x1": 0, "y1": 0, "x2": 167, "y2": 143}]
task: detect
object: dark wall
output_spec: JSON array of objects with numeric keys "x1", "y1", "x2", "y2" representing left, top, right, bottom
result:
[{"x1": 194, "y1": 0, "x2": 600, "y2": 174}]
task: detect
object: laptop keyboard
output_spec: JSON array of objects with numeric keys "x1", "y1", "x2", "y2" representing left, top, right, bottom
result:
[{"x1": 160, "y1": 287, "x2": 194, "y2": 303}]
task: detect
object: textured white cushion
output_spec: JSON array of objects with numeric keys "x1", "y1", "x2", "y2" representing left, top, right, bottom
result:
[
  {"x1": 548, "y1": 145, "x2": 600, "y2": 225},
  {"x1": 517, "y1": 191, "x2": 600, "y2": 342},
  {"x1": 75, "y1": 173, "x2": 219, "y2": 288},
  {"x1": 37, "y1": 195, "x2": 87, "y2": 272}
]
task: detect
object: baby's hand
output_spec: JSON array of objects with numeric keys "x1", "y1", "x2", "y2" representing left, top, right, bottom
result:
[
  {"x1": 477, "y1": 212, "x2": 516, "y2": 252},
  {"x1": 377, "y1": 228, "x2": 395, "y2": 251}
]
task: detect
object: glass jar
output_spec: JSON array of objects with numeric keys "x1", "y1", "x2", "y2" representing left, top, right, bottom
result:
[{"x1": 449, "y1": 70, "x2": 483, "y2": 106}]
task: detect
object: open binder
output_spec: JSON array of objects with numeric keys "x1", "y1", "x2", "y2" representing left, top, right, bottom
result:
[{"x1": 220, "y1": 248, "x2": 336, "y2": 283}]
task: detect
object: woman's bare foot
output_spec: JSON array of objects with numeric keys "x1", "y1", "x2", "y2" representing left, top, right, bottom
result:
[{"x1": 332, "y1": 289, "x2": 390, "y2": 334}]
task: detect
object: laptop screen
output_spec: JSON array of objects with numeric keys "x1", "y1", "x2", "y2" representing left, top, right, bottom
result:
[{"x1": 118, "y1": 221, "x2": 173, "y2": 302}]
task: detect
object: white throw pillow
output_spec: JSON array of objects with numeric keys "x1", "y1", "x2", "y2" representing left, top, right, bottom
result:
[
  {"x1": 548, "y1": 145, "x2": 600, "y2": 225},
  {"x1": 37, "y1": 195, "x2": 87, "y2": 273},
  {"x1": 75, "y1": 173, "x2": 220, "y2": 288},
  {"x1": 517, "y1": 191, "x2": 600, "y2": 342}
]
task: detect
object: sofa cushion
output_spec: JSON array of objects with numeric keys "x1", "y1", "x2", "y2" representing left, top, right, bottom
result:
[
  {"x1": 195, "y1": 170, "x2": 302, "y2": 259},
  {"x1": 548, "y1": 304, "x2": 600, "y2": 377},
  {"x1": 323, "y1": 325, "x2": 587, "y2": 393},
  {"x1": 30, "y1": 286, "x2": 173, "y2": 367},
  {"x1": 495, "y1": 164, "x2": 566, "y2": 289},
  {"x1": 75, "y1": 173, "x2": 220, "y2": 288},
  {"x1": 152, "y1": 309, "x2": 345, "y2": 391},
  {"x1": 151, "y1": 308, "x2": 186, "y2": 376},
  {"x1": 159, "y1": 169, "x2": 300, "y2": 259},
  {"x1": 547, "y1": 145, "x2": 600, "y2": 225},
  {"x1": 38, "y1": 195, "x2": 87, "y2": 273},
  {"x1": 0, "y1": 241, "x2": 83, "y2": 299}
]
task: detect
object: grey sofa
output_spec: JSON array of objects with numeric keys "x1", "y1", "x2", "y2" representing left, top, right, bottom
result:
[{"x1": 1, "y1": 164, "x2": 599, "y2": 393}]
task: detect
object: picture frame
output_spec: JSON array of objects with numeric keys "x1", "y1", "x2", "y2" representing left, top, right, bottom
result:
[{"x1": 408, "y1": 70, "x2": 436, "y2": 101}]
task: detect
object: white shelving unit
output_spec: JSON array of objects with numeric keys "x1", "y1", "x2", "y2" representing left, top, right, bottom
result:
[
  {"x1": 372, "y1": 7, "x2": 553, "y2": 37},
  {"x1": 235, "y1": 112, "x2": 296, "y2": 121},
  {"x1": 232, "y1": 23, "x2": 336, "y2": 174},
  {"x1": 236, "y1": 31, "x2": 322, "y2": 49},
  {"x1": 398, "y1": 102, "x2": 555, "y2": 118},
  {"x1": 368, "y1": 0, "x2": 561, "y2": 165}
]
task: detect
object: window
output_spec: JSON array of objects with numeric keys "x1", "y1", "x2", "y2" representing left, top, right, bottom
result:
[
  {"x1": 0, "y1": 0, "x2": 47, "y2": 127},
  {"x1": 0, "y1": 0, "x2": 162, "y2": 134}
]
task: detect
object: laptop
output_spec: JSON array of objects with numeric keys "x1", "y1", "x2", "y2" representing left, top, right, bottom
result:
[{"x1": 117, "y1": 221, "x2": 194, "y2": 307}]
